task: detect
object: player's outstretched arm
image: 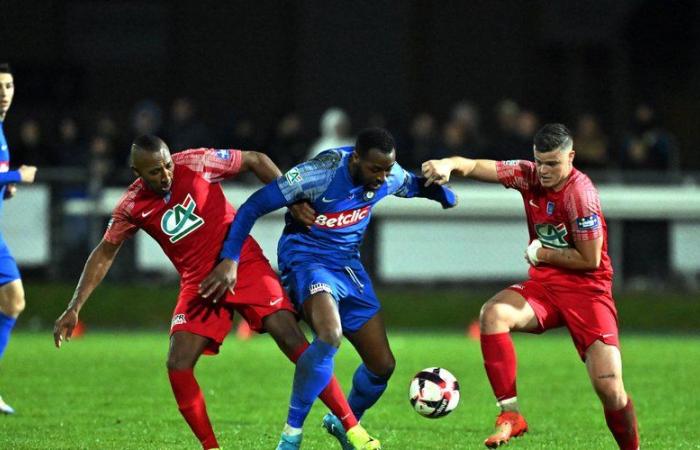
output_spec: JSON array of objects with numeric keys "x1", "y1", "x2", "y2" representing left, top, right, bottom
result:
[
  {"x1": 240, "y1": 151, "x2": 283, "y2": 184},
  {"x1": 53, "y1": 239, "x2": 122, "y2": 348},
  {"x1": 0, "y1": 164, "x2": 36, "y2": 187},
  {"x1": 422, "y1": 157, "x2": 499, "y2": 185}
]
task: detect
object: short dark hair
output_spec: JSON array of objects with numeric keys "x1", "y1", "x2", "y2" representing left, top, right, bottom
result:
[
  {"x1": 533, "y1": 123, "x2": 573, "y2": 152},
  {"x1": 355, "y1": 127, "x2": 395, "y2": 156},
  {"x1": 131, "y1": 134, "x2": 168, "y2": 153},
  {"x1": 0, "y1": 63, "x2": 12, "y2": 74}
]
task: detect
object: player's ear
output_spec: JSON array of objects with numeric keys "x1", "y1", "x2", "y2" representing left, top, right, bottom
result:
[
  {"x1": 131, "y1": 167, "x2": 140, "y2": 178},
  {"x1": 351, "y1": 150, "x2": 360, "y2": 164},
  {"x1": 568, "y1": 150, "x2": 575, "y2": 164}
]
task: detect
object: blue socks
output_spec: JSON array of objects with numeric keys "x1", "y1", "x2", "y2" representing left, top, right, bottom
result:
[
  {"x1": 0, "y1": 311, "x2": 17, "y2": 360},
  {"x1": 286, "y1": 338, "x2": 338, "y2": 428},
  {"x1": 348, "y1": 364, "x2": 389, "y2": 420}
]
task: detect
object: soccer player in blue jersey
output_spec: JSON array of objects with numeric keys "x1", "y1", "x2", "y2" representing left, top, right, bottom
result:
[
  {"x1": 0, "y1": 63, "x2": 38, "y2": 414},
  {"x1": 200, "y1": 128, "x2": 457, "y2": 449}
]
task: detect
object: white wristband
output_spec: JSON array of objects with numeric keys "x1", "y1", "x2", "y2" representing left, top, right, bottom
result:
[{"x1": 527, "y1": 239, "x2": 543, "y2": 265}]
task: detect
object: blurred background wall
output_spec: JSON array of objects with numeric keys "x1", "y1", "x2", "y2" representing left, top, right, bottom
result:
[{"x1": 1, "y1": 0, "x2": 699, "y2": 329}]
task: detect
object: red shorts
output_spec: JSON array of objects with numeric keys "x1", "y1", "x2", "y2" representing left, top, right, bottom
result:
[
  {"x1": 507, "y1": 280, "x2": 619, "y2": 361},
  {"x1": 170, "y1": 253, "x2": 295, "y2": 355}
]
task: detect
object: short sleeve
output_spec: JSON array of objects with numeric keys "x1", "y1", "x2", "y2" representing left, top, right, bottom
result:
[
  {"x1": 173, "y1": 148, "x2": 243, "y2": 183},
  {"x1": 103, "y1": 190, "x2": 139, "y2": 245},
  {"x1": 496, "y1": 160, "x2": 537, "y2": 191},
  {"x1": 276, "y1": 149, "x2": 341, "y2": 203},
  {"x1": 565, "y1": 185, "x2": 604, "y2": 241}
]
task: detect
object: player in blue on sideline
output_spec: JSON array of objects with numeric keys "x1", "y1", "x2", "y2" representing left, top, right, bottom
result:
[
  {"x1": 0, "y1": 63, "x2": 38, "y2": 414},
  {"x1": 201, "y1": 128, "x2": 457, "y2": 449}
]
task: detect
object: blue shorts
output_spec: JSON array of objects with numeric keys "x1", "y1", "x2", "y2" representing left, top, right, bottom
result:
[
  {"x1": 280, "y1": 261, "x2": 380, "y2": 333},
  {"x1": 0, "y1": 237, "x2": 20, "y2": 286}
]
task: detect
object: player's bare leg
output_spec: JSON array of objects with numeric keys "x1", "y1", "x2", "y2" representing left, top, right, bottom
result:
[
  {"x1": 166, "y1": 331, "x2": 220, "y2": 450},
  {"x1": 0, "y1": 279, "x2": 25, "y2": 414},
  {"x1": 479, "y1": 289, "x2": 538, "y2": 448},
  {"x1": 585, "y1": 341, "x2": 639, "y2": 449}
]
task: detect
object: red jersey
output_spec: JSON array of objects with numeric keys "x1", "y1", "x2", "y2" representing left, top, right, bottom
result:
[
  {"x1": 104, "y1": 148, "x2": 258, "y2": 287},
  {"x1": 496, "y1": 160, "x2": 613, "y2": 292}
]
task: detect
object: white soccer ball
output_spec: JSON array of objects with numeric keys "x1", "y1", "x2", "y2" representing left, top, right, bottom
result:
[{"x1": 409, "y1": 367, "x2": 460, "y2": 418}]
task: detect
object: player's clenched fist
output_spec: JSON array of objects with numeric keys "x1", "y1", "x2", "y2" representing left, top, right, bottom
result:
[
  {"x1": 289, "y1": 200, "x2": 316, "y2": 227},
  {"x1": 18, "y1": 165, "x2": 37, "y2": 183},
  {"x1": 53, "y1": 308, "x2": 79, "y2": 348},
  {"x1": 199, "y1": 258, "x2": 238, "y2": 302},
  {"x1": 421, "y1": 159, "x2": 454, "y2": 186}
]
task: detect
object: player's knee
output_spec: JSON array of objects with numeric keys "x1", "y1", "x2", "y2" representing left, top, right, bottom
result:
[
  {"x1": 315, "y1": 325, "x2": 342, "y2": 348},
  {"x1": 2, "y1": 294, "x2": 25, "y2": 317},
  {"x1": 370, "y1": 357, "x2": 395, "y2": 379},
  {"x1": 479, "y1": 301, "x2": 510, "y2": 328},
  {"x1": 166, "y1": 354, "x2": 196, "y2": 371},
  {"x1": 593, "y1": 376, "x2": 626, "y2": 409}
]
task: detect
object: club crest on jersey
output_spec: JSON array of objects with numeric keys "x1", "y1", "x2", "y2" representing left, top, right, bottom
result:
[
  {"x1": 535, "y1": 223, "x2": 570, "y2": 249},
  {"x1": 546, "y1": 201, "x2": 555, "y2": 215},
  {"x1": 363, "y1": 190, "x2": 375, "y2": 201},
  {"x1": 160, "y1": 194, "x2": 204, "y2": 243}
]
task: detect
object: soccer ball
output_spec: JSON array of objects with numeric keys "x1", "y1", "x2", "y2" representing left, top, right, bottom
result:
[{"x1": 409, "y1": 367, "x2": 460, "y2": 418}]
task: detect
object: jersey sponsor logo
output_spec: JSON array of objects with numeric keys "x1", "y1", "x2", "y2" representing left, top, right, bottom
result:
[
  {"x1": 309, "y1": 282, "x2": 332, "y2": 295},
  {"x1": 535, "y1": 223, "x2": 570, "y2": 249},
  {"x1": 141, "y1": 208, "x2": 155, "y2": 218},
  {"x1": 576, "y1": 214, "x2": 600, "y2": 230},
  {"x1": 171, "y1": 313, "x2": 186, "y2": 328},
  {"x1": 269, "y1": 297, "x2": 284, "y2": 306},
  {"x1": 160, "y1": 194, "x2": 205, "y2": 243},
  {"x1": 215, "y1": 149, "x2": 231, "y2": 160},
  {"x1": 285, "y1": 167, "x2": 303, "y2": 185},
  {"x1": 528, "y1": 199, "x2": 539, "y2": 208},
  {"x1": 314, "y1": 206, "x2": 371, "y2": 229},
  {"x1": 321, "y1": 196, "x2": 337, "y2": 203}
]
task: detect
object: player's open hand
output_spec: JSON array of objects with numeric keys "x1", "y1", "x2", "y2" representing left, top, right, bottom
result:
[
  {"x1": 199, "y1": 258, "x2": 238, "y2": 303},
  {"x1": 18, "y1": 165, "x2": 37, "y2": 183},
  {"x1": 3, "y1": 183, "x2": 16, "y2": 199},
  {"x1": 53, "y1": 308, "x2": 79, "y2": 348},
  {"x1": 289, "y1": 201, "x2": 316, "y2": 227},
  {"x1": 422, "y1": 159, "x2": 453, "y2": 186}
]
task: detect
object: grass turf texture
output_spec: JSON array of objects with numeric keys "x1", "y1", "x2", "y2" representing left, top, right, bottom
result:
[{"x1": 1, "y1": 331, "x2": 697, "y2": 449}]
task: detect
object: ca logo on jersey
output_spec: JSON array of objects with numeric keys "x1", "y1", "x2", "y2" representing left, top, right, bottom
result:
[
  {"x1": 535, "y1": 223, "x2": 570, "y2": 249},
  {"x1": 161, "y1": 194, "x2": 204, "y2": 243}
]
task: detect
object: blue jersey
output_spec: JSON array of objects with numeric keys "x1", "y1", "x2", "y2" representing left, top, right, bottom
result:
[
  {"x1": 0, "y1": 122, "x2": 22, "y2": 220},
  {"x1": 219, "y1": 146, "x2": 456, "y2": 263},
  {"x1": 277, "y1": 147, "x2": 416, "y2": 265},
  {"x1": 0, "y1": 121, "x2": 23, "y2": 285}
]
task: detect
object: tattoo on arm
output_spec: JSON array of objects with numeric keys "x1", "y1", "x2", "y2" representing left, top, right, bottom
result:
[{"x1": 597, "y1": 373, "x2": 617, "y2": 379}]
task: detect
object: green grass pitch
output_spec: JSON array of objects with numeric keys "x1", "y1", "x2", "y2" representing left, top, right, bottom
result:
[{"x1": 0, "y1": 331, "x2": 697, "y2": 449}]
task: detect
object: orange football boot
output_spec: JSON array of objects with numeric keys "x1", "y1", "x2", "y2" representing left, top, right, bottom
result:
[{"x1": 484, "y1": 411, "x2": 528, "y2": 448}]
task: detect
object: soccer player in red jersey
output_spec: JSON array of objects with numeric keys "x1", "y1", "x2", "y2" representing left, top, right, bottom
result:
[
  {"x1": 422, "y1": 124, "x2": 639, "y2": 449},
  {"x1": 53, "y1": 135, "x2": 377, "y2": 450}
]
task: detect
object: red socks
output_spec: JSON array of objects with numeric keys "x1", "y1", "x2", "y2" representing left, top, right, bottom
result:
[
  {"x1": 168, "y1": 369, "x2": 219, "y2": 450},
  {"x1": 605, "y1": 397, "x2": 640, "y2": 450},
  {"x1": 480, "y1": 332, "x2": 518, "y2": 401},
  {"x1": 290, "y1": 343, "x2": 359, "y2": 430}
]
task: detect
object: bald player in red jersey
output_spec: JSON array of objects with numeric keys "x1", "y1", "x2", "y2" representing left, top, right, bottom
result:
[
  {"x1": 52, "y1": 135, "x2": 375, "y2": 450},
  {"x1": 422, "y1": 124, "x2": 639, "y2": 450}
]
